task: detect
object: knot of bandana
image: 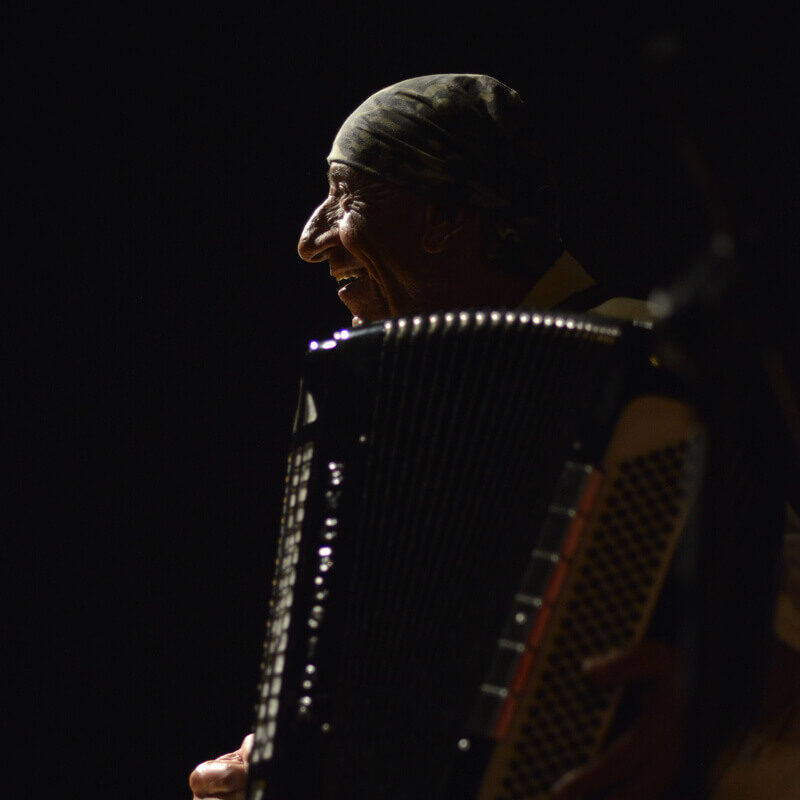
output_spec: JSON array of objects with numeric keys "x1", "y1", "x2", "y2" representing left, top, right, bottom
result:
[{"x1": 328, "y1": 73, "x2": 563, "y2": 274}]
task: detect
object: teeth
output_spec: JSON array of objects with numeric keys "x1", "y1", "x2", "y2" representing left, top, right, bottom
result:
[
  {"x1": 334, "y1": 270, "x2": 364, "y2": 282},
  {"x1": 335, "y1": 271, "x2": 364, "y2": 290}
]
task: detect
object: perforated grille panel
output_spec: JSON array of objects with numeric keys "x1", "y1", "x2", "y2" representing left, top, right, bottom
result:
[
  {"x1": 486, "y1": 437, "x2": 697, "y2": 800},
  {"x1": 246, "y1": 312, "x2": 710, "y2": 800}
]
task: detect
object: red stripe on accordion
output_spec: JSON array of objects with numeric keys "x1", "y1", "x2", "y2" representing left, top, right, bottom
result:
[
  {"x1": 492, "y1": 693, "x2": 520, "y2": 740},
  {"x1": 561, "y1": 515, "x2": 586, "y2": 559},
  {"x1": 510, "y1": 650, "x2": 536, "y2": 695},
  {"x1": 491, "y1": 470, "x2": 606, "y2": 741},
  {"x1": 577, "y1": 470, "x2": 604, "y2": 515},
  {"x1": 545, "y1": 562, "x2": 569, "y2": 604}
]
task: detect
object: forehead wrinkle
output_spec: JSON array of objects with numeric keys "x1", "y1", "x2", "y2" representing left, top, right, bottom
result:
[{"x1": 328, "y1": 164, "x2": 366, "y2": 190}]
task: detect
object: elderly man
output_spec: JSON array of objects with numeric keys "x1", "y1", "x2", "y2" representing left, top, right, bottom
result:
[
  {"x1": 189, "y1": 74, "x2": 798, "y2": 800},
  {"x1": 295, "y1": 73, "x2": 641, "y2": 326}
]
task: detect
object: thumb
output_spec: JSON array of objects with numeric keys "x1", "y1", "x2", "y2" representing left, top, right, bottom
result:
[{"x1": 240, "y1": 733, "x2": 254, "y2": 765}]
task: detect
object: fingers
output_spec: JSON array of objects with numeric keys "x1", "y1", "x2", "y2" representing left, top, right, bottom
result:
[
  {"x1": 582, "y1": 640, "x2": 677, "y2": 687},
  {"x1": 240, "y1": 733, "x2": 254, "y2": 765},
  {"x1": 549, "y1": 725, "x2": 644, "y2": 799},
  {"x1": 550, "y1": 699, "x2": 684, "y2": 799},
  {"x1": 189, "y1": 758, "x2": 248, "y2": 796},
  {"x1": 551, "y1": 642, "x2": 684, "y2": 799}
]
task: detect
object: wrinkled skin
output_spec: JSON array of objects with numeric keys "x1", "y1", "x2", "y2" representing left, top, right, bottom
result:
[
  {"x1": 297, "y1": 164, "x2": 532, "y2": 323},
  {"x1": 190, "y1": 734, "x2": 252, "y2": 800}
]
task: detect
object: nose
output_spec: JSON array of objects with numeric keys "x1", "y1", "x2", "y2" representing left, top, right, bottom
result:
[{"x1": 297, "y1": 198, "x2": 340, "y2": 262}]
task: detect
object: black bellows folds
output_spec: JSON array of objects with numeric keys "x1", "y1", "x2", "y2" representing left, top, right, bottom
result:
[{"x1": 247, "y1": 309, "x2": 623, "y2": 800}]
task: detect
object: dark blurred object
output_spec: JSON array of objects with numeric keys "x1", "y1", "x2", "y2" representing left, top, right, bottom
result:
[
  {"x1": 640, "y1": 26, "x2": 799, "y2": 796},
  {"x1": 650, "y1": 235, "x2": 796, "y2": 797}
]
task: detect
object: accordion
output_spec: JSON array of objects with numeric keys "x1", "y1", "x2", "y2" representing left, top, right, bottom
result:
[{"x1": 247, "y1": 309, "x2": 701, "y2": 800}]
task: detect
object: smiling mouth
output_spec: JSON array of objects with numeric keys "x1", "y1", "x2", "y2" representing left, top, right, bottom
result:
[
  {"x1": 330, "y1": 266, "x2": 389, "y2": 321},
  {"x1": 331, "y1": 267, "x2": 368, "y2": 293},
  {"x1": 332, "y1": 268, "x2": 368, "y2": 291}
]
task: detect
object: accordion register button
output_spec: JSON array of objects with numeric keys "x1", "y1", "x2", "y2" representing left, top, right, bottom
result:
[
  {"x1": 485, "y1": 642, "x2": 524, "y2": 687},
  {"x1": 325, "y1": 490, "x2": 341, "y2": 509}
]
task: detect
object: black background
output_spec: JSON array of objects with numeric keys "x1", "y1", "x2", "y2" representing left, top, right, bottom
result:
[{"x1": 13, "y1": 6, "x2": 796, "y2": 798}]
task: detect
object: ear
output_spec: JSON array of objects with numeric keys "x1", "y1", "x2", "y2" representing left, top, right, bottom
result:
[{"x1": 421, "y1": 201, "x2": 470, "y2": 254}]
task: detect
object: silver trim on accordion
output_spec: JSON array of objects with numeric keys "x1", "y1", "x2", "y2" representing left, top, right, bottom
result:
[{"x1": 247, "y1": 309, "x2": 700, "y2": 800}]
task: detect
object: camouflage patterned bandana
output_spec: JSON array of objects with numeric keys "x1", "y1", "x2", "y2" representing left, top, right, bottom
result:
[{"x1": 328, "y1": 73, "x2": 562, "y2": 272}]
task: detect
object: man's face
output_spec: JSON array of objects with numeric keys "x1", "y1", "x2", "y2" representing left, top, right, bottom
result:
[{"x1": 297, "y1": 164, "x2": 435, "y2": 323}]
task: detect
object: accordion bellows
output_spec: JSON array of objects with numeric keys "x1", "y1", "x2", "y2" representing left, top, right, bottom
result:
[{"x1": 247, "y1": 310, "x2": 700, "y2": 800}]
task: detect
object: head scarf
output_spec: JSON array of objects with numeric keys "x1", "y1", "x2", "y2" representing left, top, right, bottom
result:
[{"x1": 328, "y1": 73, "x2": 563, "y2": 272}]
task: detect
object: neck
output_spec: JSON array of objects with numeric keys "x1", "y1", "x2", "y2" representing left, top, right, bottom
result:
[{"x1": 427, "y1": 255, "x2": 540, "y2": 312}]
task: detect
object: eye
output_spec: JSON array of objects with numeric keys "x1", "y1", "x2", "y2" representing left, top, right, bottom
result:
[{"x1": 330, "y1": 183, "x2": 356, "y2": 210}]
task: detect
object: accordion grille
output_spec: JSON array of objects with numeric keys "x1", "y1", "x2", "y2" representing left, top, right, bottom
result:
[{"x1": 479, "y1": 396, "x2": 700, "y2": 799}]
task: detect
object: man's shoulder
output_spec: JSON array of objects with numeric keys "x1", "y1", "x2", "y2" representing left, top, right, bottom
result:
[
  {"x1": 588, "y1": 297, "x2": 657, "y2": 323},
  {"x1": 518, "y1": 252, "x2": 657, "y2": 324}
]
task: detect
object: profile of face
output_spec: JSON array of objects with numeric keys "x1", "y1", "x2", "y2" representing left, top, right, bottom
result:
[{"x1": 297, "y1": 164, "x2": 443, "y2": 324}]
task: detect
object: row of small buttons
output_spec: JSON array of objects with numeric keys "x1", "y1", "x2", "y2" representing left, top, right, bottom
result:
[{"x1": 252, "y1": 442, "x2": 314, "y2": 763}]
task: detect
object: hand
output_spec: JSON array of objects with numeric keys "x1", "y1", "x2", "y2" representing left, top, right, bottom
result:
[
  {"x1": 550, "y1": 641, "x2": 685, "y2": 800},
  {"x1": 189, "y1": 734, "x2": 253, "y2": 800}
]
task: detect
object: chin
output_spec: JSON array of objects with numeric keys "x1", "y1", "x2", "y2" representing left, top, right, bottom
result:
[
  {"x1": 340, "y1": 297, "x2": 393, "y2": 325},
  {"x1": 356, "y1": 310, "x2": 388, "y2": 325}
]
